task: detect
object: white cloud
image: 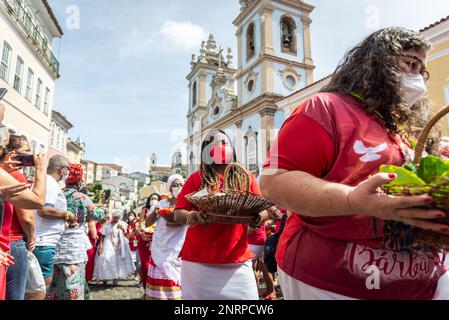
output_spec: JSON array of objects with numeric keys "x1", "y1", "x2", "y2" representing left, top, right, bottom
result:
[{"x1": 159, "y1": 20, "x2": 208, "y2": 52}]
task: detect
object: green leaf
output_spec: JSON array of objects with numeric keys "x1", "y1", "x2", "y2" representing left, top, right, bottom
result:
[
  {"x1": 379, "y1": 165, "x2": 426, "y2": 185},
  {"x1": 417, "y1": 156, "x2": 449, "y2": 183},
  {"x1": 403, "y1": 162, "x2": 418, "y2": 175}
]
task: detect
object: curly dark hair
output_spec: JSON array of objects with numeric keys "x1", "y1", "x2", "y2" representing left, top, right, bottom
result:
[{"x1": 321, "y1": 27, "x2": 431, "y2": 134}]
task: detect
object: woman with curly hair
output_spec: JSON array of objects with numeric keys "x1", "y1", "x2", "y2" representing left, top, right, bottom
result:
[
  {"x1": 260, "y1": 27, "x2": 449, "y2": 300},
  {"x1": 46, "y1": 164, "x2": 95, "y2": 300}
]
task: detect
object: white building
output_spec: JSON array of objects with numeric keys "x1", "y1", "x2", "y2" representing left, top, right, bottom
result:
[
  {"x1": 186, "y1": 0, "x2": 315, "y2": 176},
  {"x1": 0, "y1": 0, "x2": 62, "y2": 152},
  {"x1": 48, "y1": 110, "x2": 72, "y2": 157}
]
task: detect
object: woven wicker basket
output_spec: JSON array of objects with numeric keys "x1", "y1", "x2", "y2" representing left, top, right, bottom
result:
[
  {"x1": 382, "y1": 104, "x2": 449, "y2": 249},
  {"x1": 186, "y1": 163, "x2": 274, "y2": 224}
]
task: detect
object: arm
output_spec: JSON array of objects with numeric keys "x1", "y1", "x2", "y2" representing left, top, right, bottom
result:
[
  {"x1": 97, "y1": 235, "x2": 105, "y2": 256},
  {"x1": 37, "y1": 207, "x2": 71, "y2": 220},
  {"x1": 0, "y1": 168, "x2": 44, "y2": 209},
  {"x1": 15, "y1": 207, "x2": 35, "y2": 251},
  {"x1": 260, "y1": 166, "x2": 447, "y2": 234},
  {"x1": 88, "y1": 220, "x2": 98, "y2": 241},
  {"x1": 139, "y1": 207, "x2": 148, "y2": 231},
  {"x1": 145, "y1": 209, "x2": 158, "y2": 228}
]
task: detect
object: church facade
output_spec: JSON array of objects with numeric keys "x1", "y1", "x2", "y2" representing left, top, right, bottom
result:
[{"x1": 186, "y1": 0, "x2": 315, "y2": 176}]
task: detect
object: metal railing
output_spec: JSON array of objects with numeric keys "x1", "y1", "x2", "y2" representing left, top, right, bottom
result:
[{"x1": 3, "y1": 0, "x2": 60, "y2": 76}]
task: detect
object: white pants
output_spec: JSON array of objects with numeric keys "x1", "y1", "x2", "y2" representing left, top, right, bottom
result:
[
  {"x1": 278, "y1": 267, "x2": 449, "y2": 300},
  {"x1": 249, "y1": 244, "x2": 264, "y2": 260},
  {"x1": 181, "y1": 260, "x2": 259, "y2": 300}
]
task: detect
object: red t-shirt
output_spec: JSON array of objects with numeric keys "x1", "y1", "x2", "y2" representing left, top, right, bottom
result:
[
  {"x1": 264, "y1": 92, "x2": 442, "y2": 300},
  {"x1": 176, "y1": 170, "x2": 257, "y2": 264},
  {"x1": 9, "y1": 172, "x2": 29, "y2": 242},
  {"x1": 248, "y1": 221, "x2": 266, "y2": 246}
]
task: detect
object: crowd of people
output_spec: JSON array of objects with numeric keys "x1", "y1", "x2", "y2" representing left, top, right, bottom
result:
[{"x1": 2, "y1": 26, "x2": 449, "y2": 300}]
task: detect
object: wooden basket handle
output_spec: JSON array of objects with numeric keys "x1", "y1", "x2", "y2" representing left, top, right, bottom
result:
[
  {"x1": 414, "y1": 105, "x2": 449, "y2": 165},
  {"x1": 223, "y1": 162, "x2": 251, "y2": 192}
]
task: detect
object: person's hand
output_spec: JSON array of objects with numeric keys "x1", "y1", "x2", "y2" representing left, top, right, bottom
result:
[
  {"x1": 33, "y1": 153, "x2": 49, "y2": 172},
  {"x1": 0, "y1": 248, "x2": 14, "y2": 267},
  {"x1": 0, "y1": 151, "x2": 23, "y2": 173},
  {"x1": 65, "y1": 212, "x2": 78, "y2": 228},
  {"x1": 186, "y1": 211, "x2": 208, "y2": 226},
  {"x1": 267, "y1": 206, "x2": 282, "y2": 220},
  {"x1": 0, "y1": 182, "x2": 31, "y2": 201},
  {"x1": 249, "y1": 213, "x2": 263, "y2": 229},
  {"x1": 347, "y1": 173, "x2": 449, "y2": 234},
  {"x1": 97, "y1": 246, "x2": 103, "y2": 256},
  {"x1": 26, "y1": 236, "x2": 35, "y2": 252}
]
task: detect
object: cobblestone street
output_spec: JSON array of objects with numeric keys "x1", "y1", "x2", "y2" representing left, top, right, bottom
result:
[
  {"x1": 88, "y1": 277, "x2": 283, "y2": 300},
  {"x1": 89, "y1": 279, "x2": 144, "y2": 300}
]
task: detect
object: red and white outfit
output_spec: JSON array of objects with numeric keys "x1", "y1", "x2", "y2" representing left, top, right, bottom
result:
[
  {"x1": 248, "y1": 222, "x2": 266, "y2": 259},
  {"x1": 176, "y1": 170, "x2": 259, "y2": 300},
  {"x1": 264, "y1": 92, "x2": 449, "y2": 300},
  {"x1": 145, "y1": 199, "x2": 187, "y2": 300}
]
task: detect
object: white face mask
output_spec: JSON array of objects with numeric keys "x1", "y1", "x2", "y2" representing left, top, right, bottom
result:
[
  {"x1": 150, "y1": 200, "x2": 158, "y2": 207},
  {"x1": 61, "y1": 168, "x2": 69, "y2": 182},
  {"x1": 172, "y1": 187, "x2": 182, "y2": 199},
  {"x1": 401, "y1": 73, "x2": 427, "y2": 107}
]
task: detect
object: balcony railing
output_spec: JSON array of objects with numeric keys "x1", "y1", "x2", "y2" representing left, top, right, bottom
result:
[{"x1": 3, "y1": 0, "x2": 60, "y2": 76}]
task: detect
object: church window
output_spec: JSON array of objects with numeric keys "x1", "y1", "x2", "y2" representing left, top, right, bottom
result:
[
  {"x1": 247, "y1": 79, "x2": 255, "y2": 93},
  {"x1": 192, "y1": 81, "x2": 197, "y2": 107},
  {"x1": 280, "y1": 16, "x2": 297, "y2": 55},
  {"x1": 246, "y1": 23, "x2": 255, "y2": 61}
]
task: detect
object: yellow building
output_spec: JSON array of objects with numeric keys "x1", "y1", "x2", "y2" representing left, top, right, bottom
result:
[{"x1": 421, "y1": 15, "x2": 449, "y2": 137}]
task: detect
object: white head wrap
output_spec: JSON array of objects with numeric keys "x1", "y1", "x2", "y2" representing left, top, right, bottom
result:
[
  {"x1": 111, "y1": 210, "x2": 122, "y2": 218},
  {"x1": 167, "y1": 174, "x2": 184, "y2": 190}
]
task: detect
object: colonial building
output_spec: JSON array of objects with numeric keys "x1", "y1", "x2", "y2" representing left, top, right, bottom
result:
[
  {"x1": 0, "y1": 0, "x2": 62, "y2": 152},
  {"x1": 128, "y1": 172, "x2": 150, "y2": 187},
  {"x1": 102, "y1": 175, "x2": 138, "y2": 211},
  {"x1": 421, "y1": 15, "x2": 449, "y2": 137},
  {"x1": 48, "y1": 110, "x2": 72, "y2": 157},
  {"x1": 81, "y1": 159, "x2": 98, "y2": 185},
  {"x1": 148, "y1": 152, "x2": 187, "y2": 182},
  {"x1": 66, "y1": 137, "x2": 85, "y2": 164},
  {"x1": 186, "y1": 0, "x2": 315, "y2": 175},
  {"x1": 277, "y1": 15, "x2": 449, "y2": 135},
  {"x1": 99, "y1": 163, "x2": 124, "y2": 180}
]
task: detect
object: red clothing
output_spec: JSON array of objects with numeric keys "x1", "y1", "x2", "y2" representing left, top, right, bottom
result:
[
  {"x1": 127, "y1": 221, "x2": 138, "y2": 252},
  {"x1": 138, "y1": 233, "x2": 151, "y2": 289},
  {"x1": 0, "y1": 203, "x2": 14, "y2": 246},
  {"x1": 0, "y1": 266, "x2": 5, "y2": 300},
  {"x1": 248, "y1": 222, "x2": 267, "y2": 246},
  {"x1": 176, "y1": 170, "x2": 256, "y2": 264},
  {"x1": 265, "y1": 92, "x2": 443, "y2": 300},
  {"x1": 9, "y1": 172, "x2": 29, "y2": 242},
  {"x1": 86, "y1": 222, "x2": 103, "y2": 283},
  {"x1": 0, "y1": 235, "x2": 9, "y2": 300}
]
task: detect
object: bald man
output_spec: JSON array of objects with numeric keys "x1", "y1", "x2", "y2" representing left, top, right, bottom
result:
[{"x1": 32, "y1": 155, "x2": 76, "y2": 298}]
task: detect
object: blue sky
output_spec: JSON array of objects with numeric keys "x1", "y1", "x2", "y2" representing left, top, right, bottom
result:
[{"x1": 48, "y1": 0, "x2": 449, "y2": 173}]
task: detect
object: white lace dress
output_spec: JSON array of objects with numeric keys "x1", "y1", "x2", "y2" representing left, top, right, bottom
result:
[{"x1": 93, "y1": 221, "x2": 136, "y2": 280}]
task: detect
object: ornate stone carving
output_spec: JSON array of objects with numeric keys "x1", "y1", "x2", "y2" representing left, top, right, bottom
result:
[{"x1": 279, "y1": 64, "x2": 301, "y2": 90}]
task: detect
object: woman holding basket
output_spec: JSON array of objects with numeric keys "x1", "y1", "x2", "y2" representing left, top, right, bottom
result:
[
  {"x1": 260, "y1": 27, "x2": 449, "y2": 300},
  {"x1": 174, "y1": 129, "x2": 266, "y2": 300}
]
